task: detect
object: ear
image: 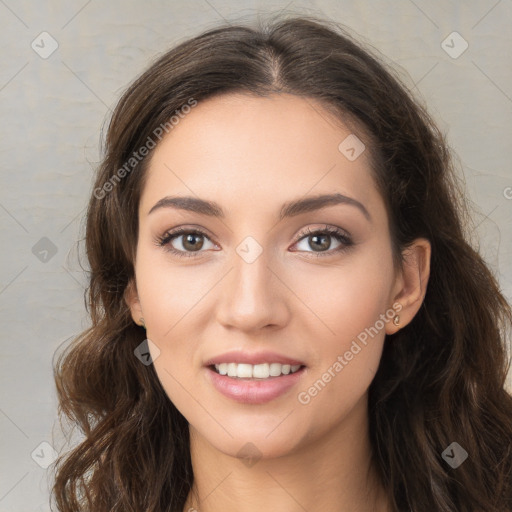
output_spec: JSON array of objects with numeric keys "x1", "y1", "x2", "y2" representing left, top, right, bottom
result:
[
  {"x1": 124, "y1": 278, "x2": 144, "y2": 327},
  {"x1": 386, "y1": 238, "x2": 431, "y2": 334}
]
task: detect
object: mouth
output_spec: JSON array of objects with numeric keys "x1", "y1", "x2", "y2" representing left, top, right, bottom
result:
[
  {"x1": 205, "y1": 362, "x2": 307, "y2": 404},
  {"x1": 209, "y1": 362, "x2": 306, "y2": 380}
]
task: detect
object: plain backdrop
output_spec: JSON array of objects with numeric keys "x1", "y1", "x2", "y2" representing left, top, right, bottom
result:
[{"x1": 0, "y1": 1, "x2": 511, "y2": 510}]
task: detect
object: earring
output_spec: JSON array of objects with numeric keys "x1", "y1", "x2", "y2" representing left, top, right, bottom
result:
[
  {"x1": 393, "y1": 315, "x2": 400, "y2": 326},
  {"x1": 139, "y1": 318, "x2": 146, "y2": 329}
]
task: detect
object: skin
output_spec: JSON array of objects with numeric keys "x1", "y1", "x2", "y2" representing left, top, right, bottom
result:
[{"x1": 126, "y1": 93, "x2": 431, "y2": 512}]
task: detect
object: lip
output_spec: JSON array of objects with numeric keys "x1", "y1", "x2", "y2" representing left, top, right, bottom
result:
[
  {"x1": 203, "y1": 350, "x2": 306, "y2": 367},
  {"x1": 205, "y1": 365, "x2": 306, "y2": 404}
]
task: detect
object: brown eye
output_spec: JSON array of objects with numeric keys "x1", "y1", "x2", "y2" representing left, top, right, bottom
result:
[
  {"x1": 306, "y1": 233, "x2": 332, "y2": 251},
  {"x1": 292, "y1": 226, "x2": 353, "y2": 257},
  {"x1": 157, "y1": 228, "x2": 216, "y2": 258},
  {"x1": 181, "y1": 233, "x2": 205, "y2": 251}
]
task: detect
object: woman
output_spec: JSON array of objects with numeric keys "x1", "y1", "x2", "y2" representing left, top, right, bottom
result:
[{"x1": 52, "y1": 16, "x2": 512, "y2": 512}]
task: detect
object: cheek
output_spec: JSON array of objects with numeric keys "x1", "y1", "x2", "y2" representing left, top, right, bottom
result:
[
  {"x1": 135, "y1": 243, "x2": 214, "y2": 337},
  {"x1": 292, "y1": 246, "x2": 394, "y2": 409},
  {"x1": 134, "y1": 250, "x2": 207, "y2": 407},
  {"x1": 289, "y1": 244, "x2": 395, "y2": 343}
]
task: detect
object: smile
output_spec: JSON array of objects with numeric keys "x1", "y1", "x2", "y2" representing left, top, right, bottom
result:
[
  {"x1": 206, "y1": 364, "x2": 307, "y2": 404},
  {"x1": 212, "y1": 362, "x2": 303, "y2": 379}
]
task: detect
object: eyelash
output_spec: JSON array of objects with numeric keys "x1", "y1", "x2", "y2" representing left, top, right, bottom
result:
[{"x1": 155, "y1": 225, "x2": 354, "y2": 259}]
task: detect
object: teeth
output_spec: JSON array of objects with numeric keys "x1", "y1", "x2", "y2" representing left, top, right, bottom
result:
[
  {"x1": 253, "y1": 363, "x2": 269, "y2": 378},
  {"x1": 237, "y1": 363, "x2": 253, "y2": 378},
  {"x1": 214, "y1": 362, "x2": 303, "y2": 379},
  {"x1": 227, "y1": 363, "x2": 237, "y2": 377},
  {"x1": 269, "y1": 363, "x2": 282, "y2": 376}
]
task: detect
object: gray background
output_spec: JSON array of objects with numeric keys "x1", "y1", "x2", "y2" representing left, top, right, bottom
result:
[{"x1": 1, "y1": 1, "x2": 511, "y2": 510}]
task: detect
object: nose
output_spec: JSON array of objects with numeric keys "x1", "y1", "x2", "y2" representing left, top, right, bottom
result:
[{"x1": 215, "y1": 247, "x2": 290, "y2": 333}]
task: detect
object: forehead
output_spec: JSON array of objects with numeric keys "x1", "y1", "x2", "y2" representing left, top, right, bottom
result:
[{"x1": 140, "y1": 93, "x2": 383, "y2": 219}]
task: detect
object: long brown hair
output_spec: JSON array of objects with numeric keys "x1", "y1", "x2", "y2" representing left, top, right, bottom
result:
[{"x1": 52, "y1": 15, "x2": 512, "y2": 512}]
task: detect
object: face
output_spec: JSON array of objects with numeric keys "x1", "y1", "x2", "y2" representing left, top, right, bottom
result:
[{"x1": 128, "y1": 92, "x2": 405, "y2": 459}]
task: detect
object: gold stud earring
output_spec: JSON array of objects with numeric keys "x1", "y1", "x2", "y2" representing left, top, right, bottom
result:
[{"x1": 393, "y1": 315, "x2": 400, "y2": 326}]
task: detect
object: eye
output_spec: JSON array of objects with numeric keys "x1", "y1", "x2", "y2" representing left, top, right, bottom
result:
[
  {"x1": 156, "y1": 227, "x2": 217, "y2": 258},
  {"x1": 292, "y1": 225, "x2": 353, "y2": 257},
  {"x1": 156, "y1": 224, "x2": 353, "y2": 259}
]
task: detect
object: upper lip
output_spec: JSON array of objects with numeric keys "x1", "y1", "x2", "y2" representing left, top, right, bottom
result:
[{"x1": 204, "y1": 350, "x2": 306, "y2": 367}]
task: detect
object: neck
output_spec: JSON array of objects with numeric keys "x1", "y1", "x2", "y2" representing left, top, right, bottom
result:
[{"x1": 183, "y1": 394, "x2": 391, "y2": 512}]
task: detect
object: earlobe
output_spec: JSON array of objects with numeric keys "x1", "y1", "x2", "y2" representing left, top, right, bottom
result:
[
  {"x1": 386, "y1": 238, "x2": 431, "y2": 334},
  {"x1": 124, "y1": 279, "x2": 144, "y2": 326}
]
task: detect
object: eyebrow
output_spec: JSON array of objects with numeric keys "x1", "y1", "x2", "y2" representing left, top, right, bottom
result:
[{"x1": 148, "y1": 193, "x2": 371, "y2": 221}]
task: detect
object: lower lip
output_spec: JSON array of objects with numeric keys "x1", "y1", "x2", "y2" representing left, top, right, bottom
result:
[{"x1": 205, "y1": 366, "x2": 306, "y2": 404}]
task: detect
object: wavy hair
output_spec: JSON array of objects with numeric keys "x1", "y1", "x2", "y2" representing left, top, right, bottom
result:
[{"x1": 52, "y1": 15, "x2": 512, "y2": 512}]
